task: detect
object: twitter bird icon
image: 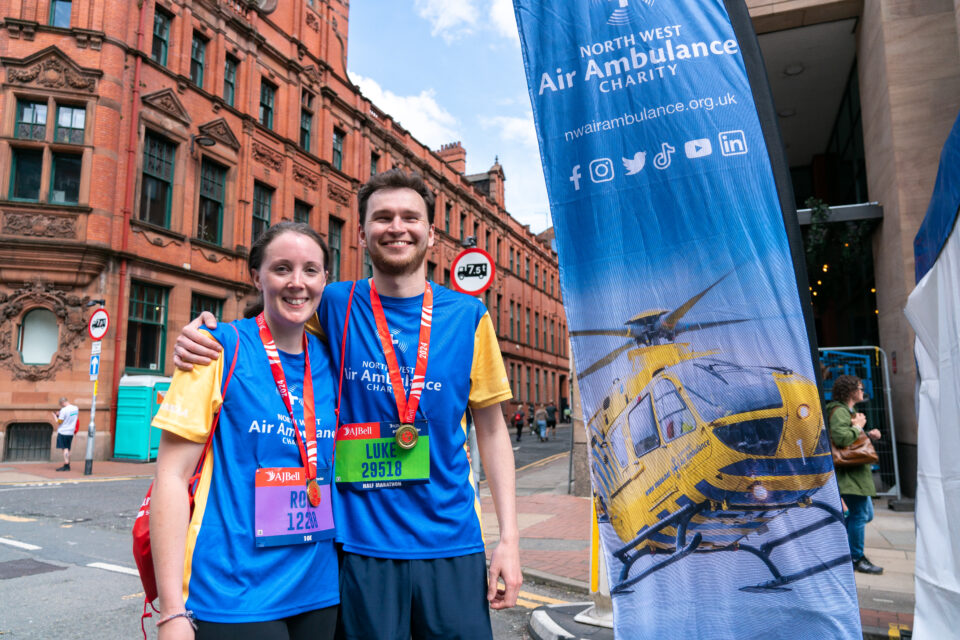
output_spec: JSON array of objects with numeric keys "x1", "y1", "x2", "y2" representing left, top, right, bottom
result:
[{"x1": 622, "y1": 151, "x2": 646, "y2": 175}]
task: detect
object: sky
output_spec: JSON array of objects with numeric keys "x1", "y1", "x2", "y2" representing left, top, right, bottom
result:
[{"x1": 345, "y1": 1, "x2": 551, "y2": 233}]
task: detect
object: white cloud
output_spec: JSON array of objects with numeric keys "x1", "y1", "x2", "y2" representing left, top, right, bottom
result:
[
  {"x1": 350, "y1": 73, "x2": 459, "y2": 150},
  {"x1": 489, "y1": 0, "x2": 519, "y2": 42},
  {"x1": 415, "y1": 0, "x2": 480, "y2": 42},
  {"x1": 480, "y1": 113, "x2": 538, "y2": 149}
]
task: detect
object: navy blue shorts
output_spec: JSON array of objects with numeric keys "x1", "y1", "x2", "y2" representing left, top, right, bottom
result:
[
  {"x1": 56, "y1": 434, "x2": 73, "y2": 450},
  {"x1": 335, "y1": 551, "x2": 492, "y2": 640}
]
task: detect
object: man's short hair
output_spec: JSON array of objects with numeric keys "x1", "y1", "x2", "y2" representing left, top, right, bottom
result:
[
  {"x1": 59, "y1": 397, "x2": 68, "y2": 404},
  {"x1": 357, "y1": 169, "x2": 435, "y2": 225}
]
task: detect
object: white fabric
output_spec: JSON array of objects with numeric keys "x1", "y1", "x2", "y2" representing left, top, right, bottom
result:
[
  {"x1": 904, "y1": 219, "x2": 960, "y2": 639},
  {"x1": 56, "y1": 404, "x2": 79, "y2": 436}
]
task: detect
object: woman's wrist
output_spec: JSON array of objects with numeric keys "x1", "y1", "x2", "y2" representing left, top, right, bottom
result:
[{"x1": 156, "y1": 610, "x2": 197, "y2": 630}]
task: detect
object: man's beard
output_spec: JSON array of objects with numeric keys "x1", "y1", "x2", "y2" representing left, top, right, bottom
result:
[{"x1": 367, "y1": 242, "x2": 429, "y2": 277}]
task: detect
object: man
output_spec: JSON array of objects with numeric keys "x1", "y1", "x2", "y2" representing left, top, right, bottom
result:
[
  {"x1": 52, "y1": 397, "x2": 79, "y2": 471},
  {"x1": 545, "y1": 401, "x2": 557, "y2": 438},
  {"x1": 173, "y1": 170, "x2": 521, "y2": 639}
]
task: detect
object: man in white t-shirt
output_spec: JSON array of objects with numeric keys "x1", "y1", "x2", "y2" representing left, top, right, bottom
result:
[{"x1": 52, "y1": 398, "x2": 79, "y2": 471}]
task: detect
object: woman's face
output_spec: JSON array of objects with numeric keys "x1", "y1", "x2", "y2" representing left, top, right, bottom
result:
[{"x1": 251, "y1": 231, "x2": 327, "y2": 332}]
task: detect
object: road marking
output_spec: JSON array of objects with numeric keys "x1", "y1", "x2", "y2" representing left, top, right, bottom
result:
[
  {"x1": 87, "y1": 562, "x2": 140, "y2": 577},
  {"x1": 516, "y1": 452, "x2": 568, "y2": 474},
  {"x1": 0, "y1": 513, "x2": 36, "y2": 522},
  {"x1": 518, "y1": 590, "x2": 568, "y2": 605},
  {"x1": 0, "y1": 537, "x2": 41, "y2": 551},
  {"x1": 516, "y1": 597, "x2": 544, "y2": 609}
]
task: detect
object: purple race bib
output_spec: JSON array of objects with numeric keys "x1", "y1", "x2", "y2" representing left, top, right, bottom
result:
[{"x1": 254, "y1": 467, "x2": 334, "y2": 547}]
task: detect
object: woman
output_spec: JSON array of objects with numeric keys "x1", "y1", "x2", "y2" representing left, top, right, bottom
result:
[
  {"x1": 535, "y1": 404, "x2": 548, "y2": 442},
  {"x1": 150, "y1": 222, "x2": 339, "y2": 639},
  {"x1": 827, "y1": 374, "x2": 884, "y2": 575}
]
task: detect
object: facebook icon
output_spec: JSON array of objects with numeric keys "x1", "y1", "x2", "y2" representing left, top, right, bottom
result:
[
  {"x1": 569, "y1": 165, "x2": 582, "y2": 191},
  {"x1": 718, "y1": 130, "x2": 748, "y2": 156}
]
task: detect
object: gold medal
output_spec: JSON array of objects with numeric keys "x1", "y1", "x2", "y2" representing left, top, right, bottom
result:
[
  {"x1": 395, "y1": 424, "x2": 418, "y2": 450},
  {"x1": 306, "y1": 478, "x2": 321, "y2": 507}
]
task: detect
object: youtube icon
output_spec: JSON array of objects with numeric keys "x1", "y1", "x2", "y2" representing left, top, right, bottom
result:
[{"x1": 684, "y1": 138, "x2": 713, "y2": 158}]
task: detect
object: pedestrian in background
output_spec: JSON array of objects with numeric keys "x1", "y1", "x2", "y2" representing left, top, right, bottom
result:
[
  {"x1": 52, "y1": 397, "x2": 78, "y2": 472},
  {"x1": 528, "y1": 403, "x2": 536, "y2": 436},
  {"x1": 535, "y1": 404, "x2": 548, "y2": 442},
  {"x1": 513, "y1": 406, "x2": 525, "y2": 443},
  {"x1": 827, "y1": 374, "x2": 884, "y2": 575},
  {"x1": 545, "y1": 402, "x2": 557, "y2": 439}
]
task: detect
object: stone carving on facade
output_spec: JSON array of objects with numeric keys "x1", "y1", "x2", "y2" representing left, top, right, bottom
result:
[
  {"x1": 142, "y1": 88, "x2": 192, "y2": 125},
  {"x1": 327, "y1": 183, "x2": 351, "y2": 207},
  {"x1": 3, "y1": 46, "x2": 101, "y2": 93},
  {"x1": 131, "y1": 224, "x2": 184, "y2": 248},
  {"x1": 306, "y1": 12, "x2": 320, "y2": 31},
  {"x1": 293, "y1": 164, "x2": 320, "y2": 191},
  {"x1": 303, "y1": 65, "x2": 322, "y2": 88},
  {"x1": 3, "y1": 212, "x2": 77, "y2": 239},
  {"x1": 192, "y1": 245, "x2": 234, "y2": 264},
  {"x1": 252, "y1": 141, "x2": 284, "y2": 171},
  {"x1": 0, "y1": 282, "x2": 90, "y2": 381},
  {"x1": 199, "y1": 118, "x2": 241, "y2": 150}
]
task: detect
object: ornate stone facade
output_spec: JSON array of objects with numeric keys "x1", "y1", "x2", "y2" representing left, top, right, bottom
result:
[{"x1": 2, "y1": 212, "x2": 77, "y2": 239}]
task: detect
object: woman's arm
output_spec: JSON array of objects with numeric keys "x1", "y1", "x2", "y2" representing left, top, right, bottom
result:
[
  {"x1": 828, "y1": 406, "x2": 860, "y2": 448},
  {"x1": 151, "y1": 431, "x2": 204, "y2": 639}
]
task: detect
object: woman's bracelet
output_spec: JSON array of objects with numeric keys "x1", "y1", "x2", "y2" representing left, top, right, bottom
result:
[{"x1": 156, "y1": 610, "x2": 197, "y2": 630}]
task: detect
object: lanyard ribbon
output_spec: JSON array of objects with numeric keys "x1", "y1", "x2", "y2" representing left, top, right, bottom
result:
[
  {"x1": 256, "y1": 313, "x2": 317, "y2": 480},
  {"x1": 369, "y1": 281, "x2": 433, "y2": 424}
]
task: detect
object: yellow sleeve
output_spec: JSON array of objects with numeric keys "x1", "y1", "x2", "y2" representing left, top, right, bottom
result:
[
  {"x1": 152, "y1": 332, "x2": 224, "y2": 443},
  {"x1": 469, "y1": 312, "x2": 513, "y2": 409},
  {"x1": 306, "y1": 312, "x2": 328, "y2": 343}
]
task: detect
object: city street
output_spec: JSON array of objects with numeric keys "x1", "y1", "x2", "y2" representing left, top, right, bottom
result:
[{"x1": 0, "y1": 428, "x2": 580, "y2": 639}]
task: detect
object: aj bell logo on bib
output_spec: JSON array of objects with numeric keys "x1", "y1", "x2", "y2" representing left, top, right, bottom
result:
[{"x1": 264, "y1": 469, "x2": 302, "y2": 483}]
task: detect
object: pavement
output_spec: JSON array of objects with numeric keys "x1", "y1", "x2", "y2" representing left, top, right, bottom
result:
[{"x1": 1, "y1": 448, "x2": 916, "y2": 640}]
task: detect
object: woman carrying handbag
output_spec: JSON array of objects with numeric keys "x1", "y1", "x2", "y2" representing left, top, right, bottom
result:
[
  {"x1": 150, "y1": 222, "x2": 339, "y2": 639},
  {"x1": 827, "y1": 374, "x2": 884, "y2": 576}
]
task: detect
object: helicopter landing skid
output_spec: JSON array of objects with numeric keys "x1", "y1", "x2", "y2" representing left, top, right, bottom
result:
[{"x1": 610, "y1": 500, "x2": 849, "y2": 596}]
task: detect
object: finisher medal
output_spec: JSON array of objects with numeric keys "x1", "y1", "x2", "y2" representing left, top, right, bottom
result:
[
  {"x1": 306, "y1": 478, "x2": 322, "y2": 507},
  {"x1": 395, "y1": 424, "x2": 418, "y2": 450}
]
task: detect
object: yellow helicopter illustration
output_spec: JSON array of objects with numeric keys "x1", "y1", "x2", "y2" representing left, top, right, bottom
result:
[{"x1": 574, "y1": 273, "x2": 848, "y2": 594}]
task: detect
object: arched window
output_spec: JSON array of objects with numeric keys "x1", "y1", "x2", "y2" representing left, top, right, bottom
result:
[{"x1": 18, "y1": 308, "x2": 58, "y2": 364}]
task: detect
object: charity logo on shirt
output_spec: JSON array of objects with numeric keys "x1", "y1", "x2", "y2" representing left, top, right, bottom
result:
[{"x1": 248, "y1": 383, "x2": 335, "y2": 445}]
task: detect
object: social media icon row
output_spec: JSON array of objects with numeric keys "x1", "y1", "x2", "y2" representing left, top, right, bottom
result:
[{"x1": 569, "y1": 130, "x2": 748, "y2": 190}]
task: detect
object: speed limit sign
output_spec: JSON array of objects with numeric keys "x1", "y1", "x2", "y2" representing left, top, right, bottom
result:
[
  {"x1": 450, "y1": 248, "x2": 495, "y2": 296},
  {"x1": 88, "y1": 308, "x2": 110, "y2": 341}
]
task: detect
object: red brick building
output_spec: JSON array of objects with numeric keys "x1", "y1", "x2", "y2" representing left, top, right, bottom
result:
[{"x1": 0, "y1": 0, "x2": 567, "y2": 461}]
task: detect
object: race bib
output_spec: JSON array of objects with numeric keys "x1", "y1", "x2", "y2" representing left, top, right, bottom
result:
[
  {"x1": 254, "y1": 467, "x2": 335, "y2": 547},
  {"x1": 335, "y1": 421, "x2": 430, "y2": 490}
]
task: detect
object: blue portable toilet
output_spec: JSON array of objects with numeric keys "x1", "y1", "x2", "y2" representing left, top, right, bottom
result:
[{"x1": 113, "y1": 375, "x2": 171, "y2": 461}]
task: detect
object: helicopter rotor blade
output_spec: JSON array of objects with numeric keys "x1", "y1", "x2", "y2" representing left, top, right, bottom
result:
[
  {"x1": 673, "y1": 318, "x2": 750, "y2": 335},
  {"x1": 580, "y1": 342, "x2": 636, "y2": 378},
  {"x1": 660, "y1": 270, "x2": 735, "y2": 332},
  {"x1": 570, "y1": 328, "x2": 634, "y2": 338}
]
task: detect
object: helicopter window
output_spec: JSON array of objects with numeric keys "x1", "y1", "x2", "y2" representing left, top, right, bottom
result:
[
  {"x1": 683, "y1": 362, "x2": 782, "y2": 422},
  {"x1": 608, "y1": 421, "x2": 629, "y2": 468},
  {"x1": 627, "y1": 395, "x2": 659, "y2": 456},
  {"x1": 653, "y1": 379, "x2": 698, "y2": 441}
]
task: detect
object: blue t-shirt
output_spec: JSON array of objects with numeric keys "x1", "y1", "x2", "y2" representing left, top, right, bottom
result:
[
  {"x1": 153, "y1": 318, "x2": 339, "y2": 622},
  {"x1": 318, "y1": 280, "x2": 511, "y2": 559}
]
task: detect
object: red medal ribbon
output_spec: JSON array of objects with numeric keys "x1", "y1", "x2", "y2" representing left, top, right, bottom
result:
[
  {"x1": 369, "y1": 281, "x2": 433, "y2": 424},
  {"x1": 256, "y1": 313, "x2": 317, "y2": 481}
]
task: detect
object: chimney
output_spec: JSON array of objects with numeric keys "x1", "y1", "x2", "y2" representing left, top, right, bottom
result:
[{"x1": 437, "y1": 141, "x2": 466, "y2": 174}]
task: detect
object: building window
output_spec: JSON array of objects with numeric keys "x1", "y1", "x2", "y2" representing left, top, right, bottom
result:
[
  {"x1": 126, "y1": 282, "x2": 168, "y2": 373},
  {"x1": 17, "y1": 308, "x2": 58, "y2": 365},
  {"x1": 370, "y1": 151, "x2": 379, "y2": 178},
  {"x1": 16, "y1": 100, "x2": 47, "y2": 140},
  {"x1": 536, "y1": 369, "x2": 541, "y2": 403},
  {"x1": 50, "y1": 153, "x2": 81, "y2": 204},
  {"x1": 294, "y1": 199, "x2": 311, "y2": 225},
  {"x1": 300, "y1": 91, "x2": 314, "y2": 151},
  {"x1": 444, "y1": 203, "x2": 452, "y2": 233},
  {"x1": 197, "y1": 158, "x2": 226, "y2": 244},
  {"x1": 551, "y1": 275, "x2": 555, "y2": 297},
  {"x1": 140, "y1": 132, "x2": 175, "y2": 228},
  {"x1": 496, "y1": 294, "x2": 502, "y2": 334},
  {"x1": 328, "y1": 217, "x2": 343, "y2": 281},
  {"x1": 55, "y1": 105, "x2": 85, "y2": 144},
  {"x1": 190, "y1": 293, "x2": 223, "y2": 321},
  {"x1": 485, "y1": 230, "x2": 491, "y2": 251},
  {"x1": 526, "y1": 309, "x2": 531, "y2": 345},
  {"x1": 332, "y1": 128, "x2": 345, "y2": 171},
  {"x1": 525, "y1": 257, "x2": 530, "y2": 281},
  {"x1": 223, "y1": 55, "x2": 238, "y2": 106},
  {"x1": 151, "y1": 7, "x2": 171, "y2": 65},
  {"x1": 509, "y1": 302, "x2": 514, "y2": 340},
  {"x1": 550, "y1": 320, "x2": 555, "y2": 354},
  {"x1": 459, "y1": 213, "x2": 466, "y2": 242},
  {"x1": 534, "y1": 313, "x2": 540, "y2": 349},
  {"x1": 252, "y1": 182, "x2": 272, "y2": 242},
  {"x1": 526, "y1": 366, "x2": 531, "y2": 403},
  {"x1": 9, "y1": 149, "x2": 43, "y2": 202},
  {"x1": 516, "y1": 305, "x2": 522, "y2": 342},
  {"x1": 534, "y1": 265, "x2": 539, "y2": 288},
  {"x1": 427, "y1": 261, "x2": 436, "y2": 282},
  {"x1": 509, "y1": 248, "x2": 514, "y2": 272},
  {"x1": 260, "y1": 79, "x2": 276, "y2": 129},
  {"x1": 50, "y1": 0, "x2": 71, "y2": 27},
  {"x1": 364, "y1": 251, "x2": 374, "y2": 278},
  {"x1": 190, "y1": 33, "x2": 206, "y2": 87}
]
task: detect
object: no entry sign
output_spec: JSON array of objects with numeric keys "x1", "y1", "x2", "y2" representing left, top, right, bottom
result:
[{"x1": 450, "y1": 248, "x2": 495, "y2": 296}]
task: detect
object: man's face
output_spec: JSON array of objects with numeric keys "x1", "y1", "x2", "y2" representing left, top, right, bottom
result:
[{"x1": 360, "y1": 187, "x2": 435, "y2": 277}]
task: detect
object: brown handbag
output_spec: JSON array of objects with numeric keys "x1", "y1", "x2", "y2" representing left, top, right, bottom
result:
[{"x1": 828, "y1": 405, "x2": 880, "y2": 468}]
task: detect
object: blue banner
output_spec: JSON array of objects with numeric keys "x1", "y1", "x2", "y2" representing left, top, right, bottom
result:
[{"x1": 513, "y1": 1, "x2": 861, "y2": 637}]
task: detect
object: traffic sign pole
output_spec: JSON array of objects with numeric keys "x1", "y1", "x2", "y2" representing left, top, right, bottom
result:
[{"x1": 84, "y1": 308, "x2": 109, "y2": 476}]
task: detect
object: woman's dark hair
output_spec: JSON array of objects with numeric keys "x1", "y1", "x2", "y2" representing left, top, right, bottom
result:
[
  {"x1": 357, "y1": 169, "x2": 435, "y2": 225},
  {"x1": 244, "y1": 221, "x2": 330, "y2": 318},
  {"x1": 831, "y1": 374, "x2": 861, "y2": 404}
]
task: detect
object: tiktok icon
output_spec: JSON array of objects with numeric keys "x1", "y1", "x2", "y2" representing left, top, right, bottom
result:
[{"x1": 653, "y1": 143, "x2": 676, "y2": 170}]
